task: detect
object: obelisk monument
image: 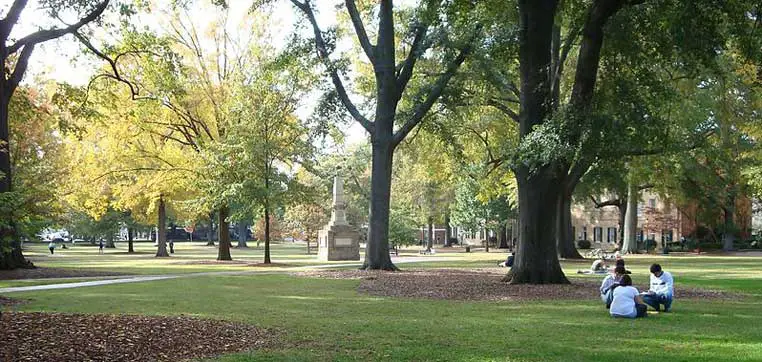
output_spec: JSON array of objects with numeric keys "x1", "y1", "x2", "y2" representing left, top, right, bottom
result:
[{"x1": 318, "y1": 175, "x2": 360, "y2": 261}]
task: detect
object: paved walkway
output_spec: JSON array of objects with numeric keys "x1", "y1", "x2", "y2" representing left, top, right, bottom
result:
[{"x1": 0, "y1": 256, "x2": 458, "y2": 294}]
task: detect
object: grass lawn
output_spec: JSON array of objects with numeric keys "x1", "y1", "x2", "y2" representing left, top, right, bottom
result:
[{"x1": 3, "y1": 247, "x2": 762, "y2": 361}]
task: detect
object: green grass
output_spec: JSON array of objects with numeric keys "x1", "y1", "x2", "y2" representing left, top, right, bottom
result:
[{"x1": 4, "y1": 246, "x2": 762, "y2": 361}]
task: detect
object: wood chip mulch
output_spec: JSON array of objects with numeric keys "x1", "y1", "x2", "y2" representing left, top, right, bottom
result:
[
  {"x1": 0, "y1": 295, "x2": 25, "y2": 306},
  {"x1": 0, "y1": 267, "x2": 125, "y2": 281},
  {"x1": 294, "y1": 268, "x2": 744, "y2": 302},
  {"x1": 0, "y1": 312, "x2": 278, "y2": 362}
]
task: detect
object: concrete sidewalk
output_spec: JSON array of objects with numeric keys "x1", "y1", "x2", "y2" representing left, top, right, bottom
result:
[{"x1": 0, "y1": 256, "x2": 458, "y2": 294}]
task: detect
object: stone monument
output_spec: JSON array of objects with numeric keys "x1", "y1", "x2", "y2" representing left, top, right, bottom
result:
[{"x1": 318, "y1": 175, "x2": 360, "y2": 261}]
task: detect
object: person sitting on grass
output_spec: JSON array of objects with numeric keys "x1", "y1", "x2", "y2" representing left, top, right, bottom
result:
[
  {"x1": 600, "y1": 266, "x2": 626, "y2": 308},
  {"x1": 615, "y1": 258, "x2": 631, "y2": 274},
  {"x1": 498, "y1": 252, "x2": 515, "y2": 268},
  {"x1": 577, "y1": 258, "x2": 609, "y2": 274},
  {"x1": 609, "y1": 274, "x2": 648, "y2": 318},
  {"x1": 642, "y1": 263, "x2": 674, "y2": 312}
]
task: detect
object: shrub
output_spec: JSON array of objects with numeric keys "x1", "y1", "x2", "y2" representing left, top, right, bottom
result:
[
  {"x1": 576, "y1": 239, "x2": 591, "y2": 249},
  {"x1": 448, "y1": 237, "x2": 459, "y2": 245},
  {"x1": 697, "y1": 242, "x2": 722, "y2": 250}
]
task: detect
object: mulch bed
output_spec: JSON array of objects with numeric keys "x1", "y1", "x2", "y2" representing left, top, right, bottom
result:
[
  {"x1": 294, "y1": 268, "x2": 743, "y2": 302},
  {"x1": 172, "y1": 260, "x2": 292, "y2": 267},
  {"x1": 0, "y1": 312, "x2": 277, "y2": 362},
  {"x1": 0, "y1": 267, "x2": 126, "y2": 281},
  {"x1": 0, "y1": 296, "x2": 25, "y2": 306}
]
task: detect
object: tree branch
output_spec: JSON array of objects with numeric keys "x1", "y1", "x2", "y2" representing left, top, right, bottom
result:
[
  {"x1": 590, "y1": 196, "x2": 622, "y2": 208},
  {"x1": 6, "y1": 1, "x2": 109, "y2": 55},
  {"x1": 487, "y1": 98, "x2": 520, "y2": 123},
  {"x1": 0, "y1": 0, "x2": 28, "y2": 37},
  {"x1": 393, "y1": 42, "x2": 474, "y2": 146},
  {"x1": 292, "y1": 0, "x2": 374, "y2": 133},
  {"x1": 396, "y1": 23, "x2": 428, "y2": 95},
  {"x1": 345, "y1": 0, "x2": 375, "y2": 63},
  {"x1": 7, "y1": 43, "x2": 34, "y2": 94}
]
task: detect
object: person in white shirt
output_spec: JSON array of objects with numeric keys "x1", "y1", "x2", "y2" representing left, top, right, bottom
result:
[
  {"x1": 642, "y1": 263, "x2": 674, "y2": 312},
  {"x1": 609, "y1": 275, "x2": 648, "y2": 318}
]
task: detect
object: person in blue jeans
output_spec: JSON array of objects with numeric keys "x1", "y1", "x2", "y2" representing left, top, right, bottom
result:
[
  {"x1": 642, "y1": 263, "x2": 674, "y2": 312},
  {"x1": 600, "y1": 266, "x2": 626, "y2": 308}
]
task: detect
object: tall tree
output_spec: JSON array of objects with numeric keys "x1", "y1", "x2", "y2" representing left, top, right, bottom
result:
[
  {"x1": 289, "y1": 0, "x2": 480, "y2": 270},
  {"x1": 0, "y1": 0, "x2": 109, "y2": 269}
]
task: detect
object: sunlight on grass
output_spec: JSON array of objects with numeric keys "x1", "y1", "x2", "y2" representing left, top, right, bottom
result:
[{"x1": 5, "y1": 245, "x2": 762, "y2": 361}]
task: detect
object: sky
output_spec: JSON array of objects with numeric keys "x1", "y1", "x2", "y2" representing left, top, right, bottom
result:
[{"x1": 7, "y1": 0, "x2": 369, "y2": 147}]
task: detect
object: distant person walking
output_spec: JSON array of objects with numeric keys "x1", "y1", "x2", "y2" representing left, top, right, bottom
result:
[
  {"x1": 169, "y1": 240, "x2": 175, "y2": 254},
  {"x1": 99, "y1": 240, "x2": 104, "y2": 254},
  {"x1": 48, "y1": 241, "x2": 56, "y2": 255}
]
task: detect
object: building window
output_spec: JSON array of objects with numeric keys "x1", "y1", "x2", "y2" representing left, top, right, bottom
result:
[
  {"x1": 649, "y1": 198, "x2": 656, "y2": 208},
  {"x1": 594, "y1": 227, "x2": 603, "y2": 242},
  {"x1": 607, "y1": 227, "x2": 617, "y2": 243},
  {"x1": 583, "y1": 226, "x2": 588, "y2": 241},
  {"x1": 637, "y1": 229, "x2": 644, "y2": 242}
]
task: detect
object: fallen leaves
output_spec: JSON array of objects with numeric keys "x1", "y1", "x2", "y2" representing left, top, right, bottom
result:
[
  {"x1": 0, "y1": 312, "x2": 277, "y2": 362},
  {"x1": 294, "y1": 268, "x2": 744, "y2": 302}
]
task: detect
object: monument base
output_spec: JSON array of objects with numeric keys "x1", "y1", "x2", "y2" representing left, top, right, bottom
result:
[{"x1": 318, "y1": 224, "x2": 360, "y2": 261}]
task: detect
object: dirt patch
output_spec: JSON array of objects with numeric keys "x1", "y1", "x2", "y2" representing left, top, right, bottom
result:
[
  {"x1": 0, "y1": 296, "x2": 25, "y2": 306},
  {"x1": 0, "y1": 267, "x2": 126, "y2": 281},
  {"x1": 0, "y1": 312, "x2": 277, "y2": 362},
  {"x1": 294, "y1": 268, "x2": 743, "y2": 302}
]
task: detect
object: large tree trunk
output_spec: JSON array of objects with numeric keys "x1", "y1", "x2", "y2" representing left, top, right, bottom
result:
[
  {"x1": 0, "y1": 92, "x2": 32, "y2": 270},
  {"x1": 127, "y1": 227, "x2": 134, "y2": 253},
  {"x1": 445, "y1": 212, "x2": 452, "y2": 246},
  {"x1": 206, "y1": 213, "x2": 215, "y2": 246},
  {"x1": 622, "y1": 180, "x2": 638, "y2": 254},
  {"x1": 498, "y1": 223, "x2": 509, "y2": 249},
  {"x1": 427, "y1": 216, "x2": 434, "y2": 249},
  {"x1": 507, "y1": 0, "x2": 568, "y2": 284},
  {"x1": 722, "y1": 203, "x2": 736, "y2": 251},
  {"x1": 217, "y1": 206, "x2": 232, "y2": 261},
  {"x1": 156, "y1": 197, "x2": 169, "y2": 257},
  {"x1": 264, "y1": 203, "x2": 271, "y2": 264},
  {"x1": 105, "y1": 233, "x2": 115, "y2": 248},
  {"x1": 556, "y1": 190, "x2": 583, "y2": 259},
  {"x1": 617, "y1": 201, "x2": 626, "y2": 249},
  {"x1": 362, "y1": 140, "x2": 398, "y2": 270},
  {"x1": 237, "y1": 221, "x2": 248, "y2": 248},
  {"x1": 508, "y1": 168, "x2": 568, "y2": 284}
]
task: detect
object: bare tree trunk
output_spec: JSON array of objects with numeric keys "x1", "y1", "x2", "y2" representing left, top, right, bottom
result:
[
  {"x1": 617, "y1": 201, "x2": 626, "y2": 249},
  {"x1": 362, "y1": 140, "x2": 398, "y2": 270},
  {"x1": 217, "y1": 206, "x2": 232, "y2": 261},
  {"x1": 557, "y1": 190, "x2": 583, "y2": 259},
  {"x1": 722, "y1": 203, "x2": 736, "y2": 251},
  {"x1": 509, "y1": 168, "x2": 568, "y2": 283},
  {"x1": 498, "y1": 223, "x2": 509, "y2": 249},
  {"x1": 506, "y1": 0, "x2": 568, "y2": 284},
  {"x1": 127, "y1": 227, "x2": 134, "y2": 253},
  {"x1": 427, "y1": 216, "x2": 434, "y2": 249},
  {"x1": 105, "y1": 233, "x2": 115, "y2": 248},
  {"x1": 206, "y1": 213, "x2": 215, "y2": 246},
  {"x1": 445, "y1": 212, "x2": 452, "y2": 246},
  {"x1": 264, "y1": 203, "x2": 271, "y2": 264},
  {"x1": 156, "y1": 197, "x2": 169, "y2": 257},
  {"x1": 237, "y1": 221, "x2": 248, "y2": 248},
  {"x1": 622, "y1": 180, "x2": 639, "y2": 254}
]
